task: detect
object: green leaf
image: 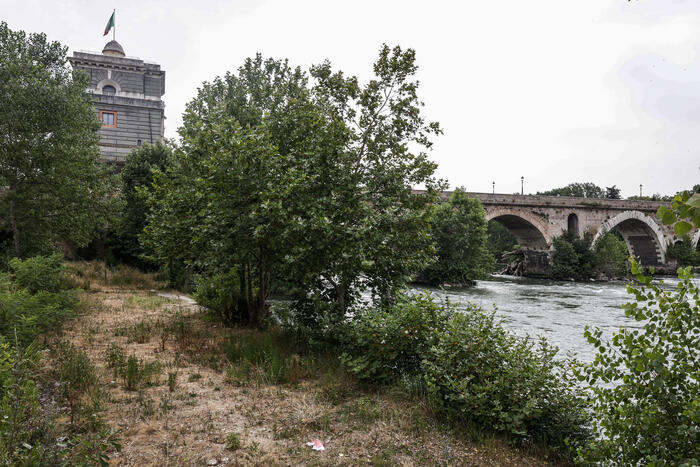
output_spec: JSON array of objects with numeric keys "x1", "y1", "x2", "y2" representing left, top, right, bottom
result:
[
  {"x1": 660, "y1": 208, "x2": 676, "y2": 226},
  {"x1": 674, "y1": 221, "x2": 692, "y2": 236},
  {"x1": 686, "y1": 193, "x2": 700, "y2": 208}
]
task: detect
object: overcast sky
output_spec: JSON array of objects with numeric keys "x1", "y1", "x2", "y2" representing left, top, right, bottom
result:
[{"x1": 3, "y1": 0, "x2": 700, "y2": 197}]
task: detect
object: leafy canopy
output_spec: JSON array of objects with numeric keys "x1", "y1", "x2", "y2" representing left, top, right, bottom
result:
[{"x1": 0, "y1": 22, "x2": 113, "y2": 258}]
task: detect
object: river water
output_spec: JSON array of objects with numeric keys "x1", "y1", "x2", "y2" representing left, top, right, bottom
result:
[{"x1": 411, "y1": 274, "x2": 697, "y2": 363}]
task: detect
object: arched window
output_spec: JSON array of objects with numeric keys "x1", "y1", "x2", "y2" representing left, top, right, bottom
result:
[{"x1": 102, "y1": 85, "x2": 116, "y2": 95}]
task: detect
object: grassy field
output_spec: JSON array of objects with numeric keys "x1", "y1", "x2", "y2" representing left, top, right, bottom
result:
[{"x1": 54, "y1": 262, "x2": 556, "y2": 466}]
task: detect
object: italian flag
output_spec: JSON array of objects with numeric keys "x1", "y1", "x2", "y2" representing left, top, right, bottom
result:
[{"x1": 103, "y1": 11, "x2": 115, "y2": 36}]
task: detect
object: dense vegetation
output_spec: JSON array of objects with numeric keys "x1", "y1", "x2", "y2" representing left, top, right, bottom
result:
[
  {"x1": 0, "y1": 256, "x2": 119, "y2": 465},
  {"x1": 418, "y1": 189, "x2": 494, "y2": 286},
  {"x1": 550, "y1": 231, "x2": 629, "y2": 280},
  {"x1": 1, "y1": 19, "x2": 699, "y2": 464},
  {"x1": 537, "y1": 182, "x2": 621, "y2": 199},
  {"x1": 0, "y1": 22, "x2": 114, "y2": 261}
]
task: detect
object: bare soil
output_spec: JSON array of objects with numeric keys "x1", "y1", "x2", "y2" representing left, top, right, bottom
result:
[{"x1": 58, "y1": 262, "x2": 553, "y2": 466}]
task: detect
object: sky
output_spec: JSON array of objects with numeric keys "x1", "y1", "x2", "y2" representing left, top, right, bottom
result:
[{"x1": 3, "y1": 0, "x2": 700, "y2": 197}]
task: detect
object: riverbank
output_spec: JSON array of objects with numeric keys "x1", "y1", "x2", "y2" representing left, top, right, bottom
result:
[{"x1": 55, "y1": 262, "x2": 558, "y2": 466}]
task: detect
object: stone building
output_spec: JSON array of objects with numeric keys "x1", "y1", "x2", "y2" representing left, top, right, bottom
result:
[{"x1": 69, "y1": 40, "x2": 165, "y2": 163}]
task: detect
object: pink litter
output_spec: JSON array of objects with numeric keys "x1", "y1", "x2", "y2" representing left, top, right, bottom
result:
[{"x1": 305, "y1": 439, "x2": 325, "y2": 451}]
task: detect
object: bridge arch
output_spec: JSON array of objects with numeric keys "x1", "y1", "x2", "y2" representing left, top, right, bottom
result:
[
  {"x1": 485, "y1": 209, "x2": 550, "y2": 249},
  {"x1": 593, "y1": 210, "x2": 666, "y2": 265}
]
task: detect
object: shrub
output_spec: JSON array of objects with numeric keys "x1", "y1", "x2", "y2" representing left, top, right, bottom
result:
[
  {"x1": 193, "y1": 268, "x2": 249, "y2": 324},
  {"x1": 666, "y1": 234, "x2": 700, "y2": 266},
  {"x1": 9, "y1": 253, "x2": 65, "y2": 294},
  {"x1": 339, "y1": 292, "x2": 455, "y2": 382},
  {"x1": 422, "y1": 307, "x2": 589, "y2": 453},
  {"x1": 593, "y1": 231, "x2": 629, "y2": 277},
  {"x1": 125, "y1": 356, "x2": 139, "y2": 390},
  {"x1": 551, "y1": 233, "x2": 597, "y2": 280},
  {"x1": 578, "y1": 262, "x2": 700, "y2": 465},
  {"x1": 55, "y1": 343, "x2": 98, "y2": 425}
]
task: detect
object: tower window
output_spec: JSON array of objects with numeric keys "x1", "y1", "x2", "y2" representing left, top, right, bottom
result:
[
  {"x1": 102, "y1": 85, "x2": 116, "y2": 95},
  {"x1": 99, "y1": 111, "x2": 117, "y2": 127}
]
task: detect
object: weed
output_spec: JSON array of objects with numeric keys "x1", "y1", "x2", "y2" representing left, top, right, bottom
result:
[
  {"x1": 127, "y1": 319, "x2": 153, "y2": 344},
  {"x1": 168, "y1": 372, "x2": 177, "y2": 392},
  {"x1": 104, "y1": 343, "x2": 125, "y2": 379},
  {"x1": 225, "y1": 432, "x2": 242, "y2": 451},
  {"x1": 125, "y1": 356, "x2": 139, "y2": 390},
  {"x1": 188, "y1": 373, "x2": 201, "y2": 382}
]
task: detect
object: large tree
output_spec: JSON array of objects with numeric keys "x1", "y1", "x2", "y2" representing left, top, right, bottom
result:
[
  {"x1": 0, "y1": 22, "x2": 112, "y2": 258},
  {"x1": 144, "y1": 46, "x2": 443, "y2": 325},
  {"x1": 419, "y1": 189, "x2": 494, "y2": 286}
]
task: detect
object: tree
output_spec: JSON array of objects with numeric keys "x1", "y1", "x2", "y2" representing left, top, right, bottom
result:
[
  {"x1": 0, "y1": 22, "x2": 112, "y2": 259},
  {"x1": 486, "y1": 220, "x2": 517, "y2": 261},
  {"x1": 419, "y1": 190, "x2": 494, "y2": 286},
  {"x1": 114, "y1": 142, "x2": 172, "y2": 267},
  {"x1": 537, "y1": 182, "x2": 605, "y2": 199},
  {"x1": 144, "y1": 46, "x2": 443, "y2": 325},
  {"x1": 604, "y1": 185, "x2": 621, "y2": 199}
]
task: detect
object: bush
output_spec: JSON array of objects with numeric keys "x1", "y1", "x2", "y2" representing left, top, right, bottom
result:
[
  {"x1": 193, "y1": 268, "x2": 250, "y2": 324},
  {"x1": 593, "y1": 231, "x2": 629, "y2": 277},
  {"x1": 339, "y1": 292, "x2": 454, "y2": 382},
  {"x1": 578, "y1": 262, "x2": 700, "y2": 465},
  {"x1": 0, "y1": 255, "x2": 79, "y2": 346},
  {"x1": 223, "y1": 331, "x2": 304, "y2": 385},
  {"x1": 55, "y1": 343, "x2": 98, "y2": 425},
  {"x1": 8, "y1": 253, "x2": 66, "y2": 294},
  {"x1": 422, "y1": 307, "x2": 589, "y2": 453},
  {"x1": 551, "y1": 233, "x2": 597, "y2": 280},
  {"x1": 666, "y1": 234, "x2": 700, "y2": 266}
]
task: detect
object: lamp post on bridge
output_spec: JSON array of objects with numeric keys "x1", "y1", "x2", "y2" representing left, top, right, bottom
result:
[
  {"x1": 492, "y1": 181, "x2": 495, "y2": 194},
  {"x1": 521, "y1": 176, "x2": 524, "y2": 195},
  {"x1": 640, "y1": 184, "x2": 643, "y2": 197}
]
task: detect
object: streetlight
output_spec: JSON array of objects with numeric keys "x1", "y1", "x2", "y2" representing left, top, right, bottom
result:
[
  {"x1": 640, "y1": 184, "x2": 643, "y2": 197},
  {"x1": 521, "y1": 176, "x2": 524, "y2": 195},
  {"x1": 492, "y1": 181, "x2": 495, "y2": 194}
]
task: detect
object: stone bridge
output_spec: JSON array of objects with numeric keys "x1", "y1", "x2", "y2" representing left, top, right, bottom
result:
[{"x1": 425, "y1": 191, "x2": 700, "y2": 274}]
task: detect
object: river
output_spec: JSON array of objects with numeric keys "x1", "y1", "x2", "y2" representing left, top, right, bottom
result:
[{"x1": 411, "y1": 274, "x2": 698, "y2": 363}]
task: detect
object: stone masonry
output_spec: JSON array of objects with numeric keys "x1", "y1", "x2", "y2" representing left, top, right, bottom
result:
[
  {"x1": 69, "y1": 40, "x2": 165, "y2": 163},
  {"x1": 416, "y1": 190, "x2": 700, "y2": 272}
]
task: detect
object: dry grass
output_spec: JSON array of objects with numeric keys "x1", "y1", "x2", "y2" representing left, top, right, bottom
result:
[{"x1": 58, "y1": 262, "x2": 555, "y2": 466}]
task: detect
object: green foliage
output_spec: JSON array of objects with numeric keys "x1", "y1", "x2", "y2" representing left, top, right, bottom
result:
[
  {"x1": 120, "y1": 356, "x2": 161, "y2": 391},
  {"x1": 0, "y1": 338, "x2": 42, "y2": 465},
  {"x1": 0, "y1": 22, "x2": 115, "y2": 258},
  {"x1": 550, "y1": 233, "x2": 597, "y2": 280},
  {"x1": 9, "y1": 253, "x2": 65, "y2": 294},
  {"x1": 593, "y1": 231, "x2": 629, "y2": 277},
  {"x1": 423, "y1": 308, "x2": 589, "y2": 453},
  {"x1": 578, "y1": 261, "x2": 700, "y2": 465},
  {"x1": 486, "y1": 220, "x2": 517, "y2": 263},
  {"x1": 0, "y1": 255, "x2": 78, "y2": 346},
  {"x1": 125, "y1": 356, "x2": 139, "y2": 391},
  {"x1": 144, "y1": 45, "x2": 443, "y2": 327},
  {"x1": 225, "y1": 432, "x2": 242, "y2": 451},
  {"x1": 537, "y1": 182, "x2": 606, "y2": 198},
  {"x1": 223, "y1": 331, "x2": 306, "y2": 385},
  {"x1": 193, "y1": 268, "x2": 249, "y2": 325},
  {"x1": 55, "y1": 343, "x2": 98, "y2": 425},
  {"x1": 339, "y1": 293, "x2": 454, "y2": 382},
  {"x1": 666, "y1": 235, "x2": 700, "y2": 266},
  {"x1": 113, "y1": 142, "x2": 173, "y2": 268},
  {"x1": 657, "y1": 189, "x2": 700, "y2": 235},
  {"x1": 419, "y1": 190, "x2": 495, "y2": 286}
]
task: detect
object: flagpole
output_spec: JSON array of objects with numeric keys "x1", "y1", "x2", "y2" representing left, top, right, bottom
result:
[{"x1": 113, "y1": 9, "x2": 116, "y2": 41}]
